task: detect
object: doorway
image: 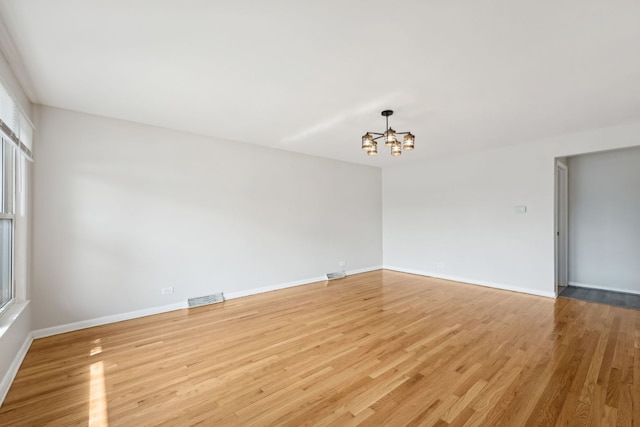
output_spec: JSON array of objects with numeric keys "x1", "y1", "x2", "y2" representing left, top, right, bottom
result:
[{"x1": 555, "y1": 161, "x2": 568, "y2": 296}]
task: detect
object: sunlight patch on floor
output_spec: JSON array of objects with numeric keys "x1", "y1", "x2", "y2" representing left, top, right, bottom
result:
[{"x1": 89, "y1": 338, "x2": 108, "y2": 426}]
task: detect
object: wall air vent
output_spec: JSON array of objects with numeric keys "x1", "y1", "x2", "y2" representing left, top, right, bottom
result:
[
  {"x1": 188, "y1": 292, "x2": 225, "y2": 308},
  {"x1": 326, "y1": 271, "x2": 346, "y2": 280}
]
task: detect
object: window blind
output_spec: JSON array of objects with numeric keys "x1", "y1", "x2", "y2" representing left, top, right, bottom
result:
[{"x1": 0, "y1": 79, "x2": 33, "y2": 160}]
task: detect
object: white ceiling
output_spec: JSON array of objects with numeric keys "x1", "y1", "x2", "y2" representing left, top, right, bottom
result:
[{"x1": 0, "y1": 0, "x2": 639, "y2": 167}]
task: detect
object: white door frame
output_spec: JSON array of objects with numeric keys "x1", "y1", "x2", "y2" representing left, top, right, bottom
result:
[{"x1": 555, "y1": 161, "x2": 569, "y2": 296}]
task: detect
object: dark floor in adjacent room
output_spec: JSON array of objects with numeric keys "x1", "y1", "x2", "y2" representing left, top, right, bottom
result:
[{"x1": 560, "y1": 285, "x2": 640, "y2": 310}]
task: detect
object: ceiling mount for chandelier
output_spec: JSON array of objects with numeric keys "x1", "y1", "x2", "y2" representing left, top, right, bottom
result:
[{"x1": 361, "y1": 110, "x2": 414, "y2": 156}]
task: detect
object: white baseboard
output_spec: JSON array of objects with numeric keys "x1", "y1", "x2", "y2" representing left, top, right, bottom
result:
[
  {"x1": 223, "y1": 265, "x2": 382, "y2": 299},
  {"x1": 32, "y1": 301, "x2": 189, "y2": 339},
  {"x1": 383, "y1": 265, "x2": 556, "y2": 298},
  {"x1": 32, "y1": 266, "x2": 383, "y2": 339},
  {"x1": 0, "y1": 332, "x2": 33, "y2": 407},
  {"x1": 223, "y1": 275, "x2": 328, "y2": 300},
  {"x1": 346, "y1": 265, "x2": 382, "y2": 275},
  {"x1": 568, "y1": 281, "x2": 640, "y2": 295}
]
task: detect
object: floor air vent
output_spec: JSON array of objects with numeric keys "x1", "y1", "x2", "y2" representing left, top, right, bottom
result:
[
  {"x1": 326, "y1": 271, "x2": 346, "y2": 280},
  {"x1": 188, "y1": 292, "x2": 225, "y2": 308}
]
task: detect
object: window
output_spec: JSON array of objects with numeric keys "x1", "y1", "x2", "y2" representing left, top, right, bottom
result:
[
  {"x1": 0, "y1": 79, "x2": 32, "y2": 315},
  {"x1": 0, "y1": 138, "x2": 15, "y2": 311},
  {"x1": 0, "y1": 215, "x2": 12, "y2": 310}
]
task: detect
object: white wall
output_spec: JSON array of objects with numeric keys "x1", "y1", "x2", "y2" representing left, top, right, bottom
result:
[
  {"x1": 383, "y1": 121, "x2": 640, "y2": 297},
  {"x1": 568, "y1": 147, "x2": 640, "y2": 294},
  {"x1": 32, "y1": 106, "x2": 382, "y2": 331}
]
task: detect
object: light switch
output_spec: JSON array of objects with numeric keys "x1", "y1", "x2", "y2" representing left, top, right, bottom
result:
[{"x1": 515, "y1": 206, "x2": 527, "y2": 213}]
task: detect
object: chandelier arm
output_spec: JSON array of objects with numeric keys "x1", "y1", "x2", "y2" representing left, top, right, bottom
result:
[
  {"x1": 395, "y1": 131, "x2": 411, "y2": 135},
  {"x1": 368, "y1": 132, "x2": 384, "y2": 136},
  {"x1": 371, "y1": 135, "x2": 385, "y2": 141}
]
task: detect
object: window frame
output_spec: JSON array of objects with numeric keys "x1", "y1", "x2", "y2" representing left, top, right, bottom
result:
[
  {"x1": 0, "y1": 214, "x2": 14, "y2": 313},
  {"x1": 0, "y1": 76, "x2": 33, "y2": 319}
]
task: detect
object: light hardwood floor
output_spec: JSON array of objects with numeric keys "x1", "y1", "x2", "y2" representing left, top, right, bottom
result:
[{"x1": 1, "y1": 270, "x2": 638, "y2": 426}]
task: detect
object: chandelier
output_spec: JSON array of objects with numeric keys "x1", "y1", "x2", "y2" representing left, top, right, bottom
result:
[{"x1": 361, "y1": 110, "x2": 415, "y2": 156}]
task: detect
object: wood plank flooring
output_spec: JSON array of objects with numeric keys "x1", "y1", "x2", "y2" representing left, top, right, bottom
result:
[{"x1": 1, "y1": 270, "x2": 638, "y2": 426}]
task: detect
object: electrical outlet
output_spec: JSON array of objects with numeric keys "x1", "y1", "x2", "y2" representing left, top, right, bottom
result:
[
  {"x1": 161, "y1": 287, "x2": 174, "y2": 295},
  {"x1": 436, "y1": 262, "x2": 445, "y2": 269},
  {"x1": 339, "y1": 261, "x2": 346, "y2": 267}
]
